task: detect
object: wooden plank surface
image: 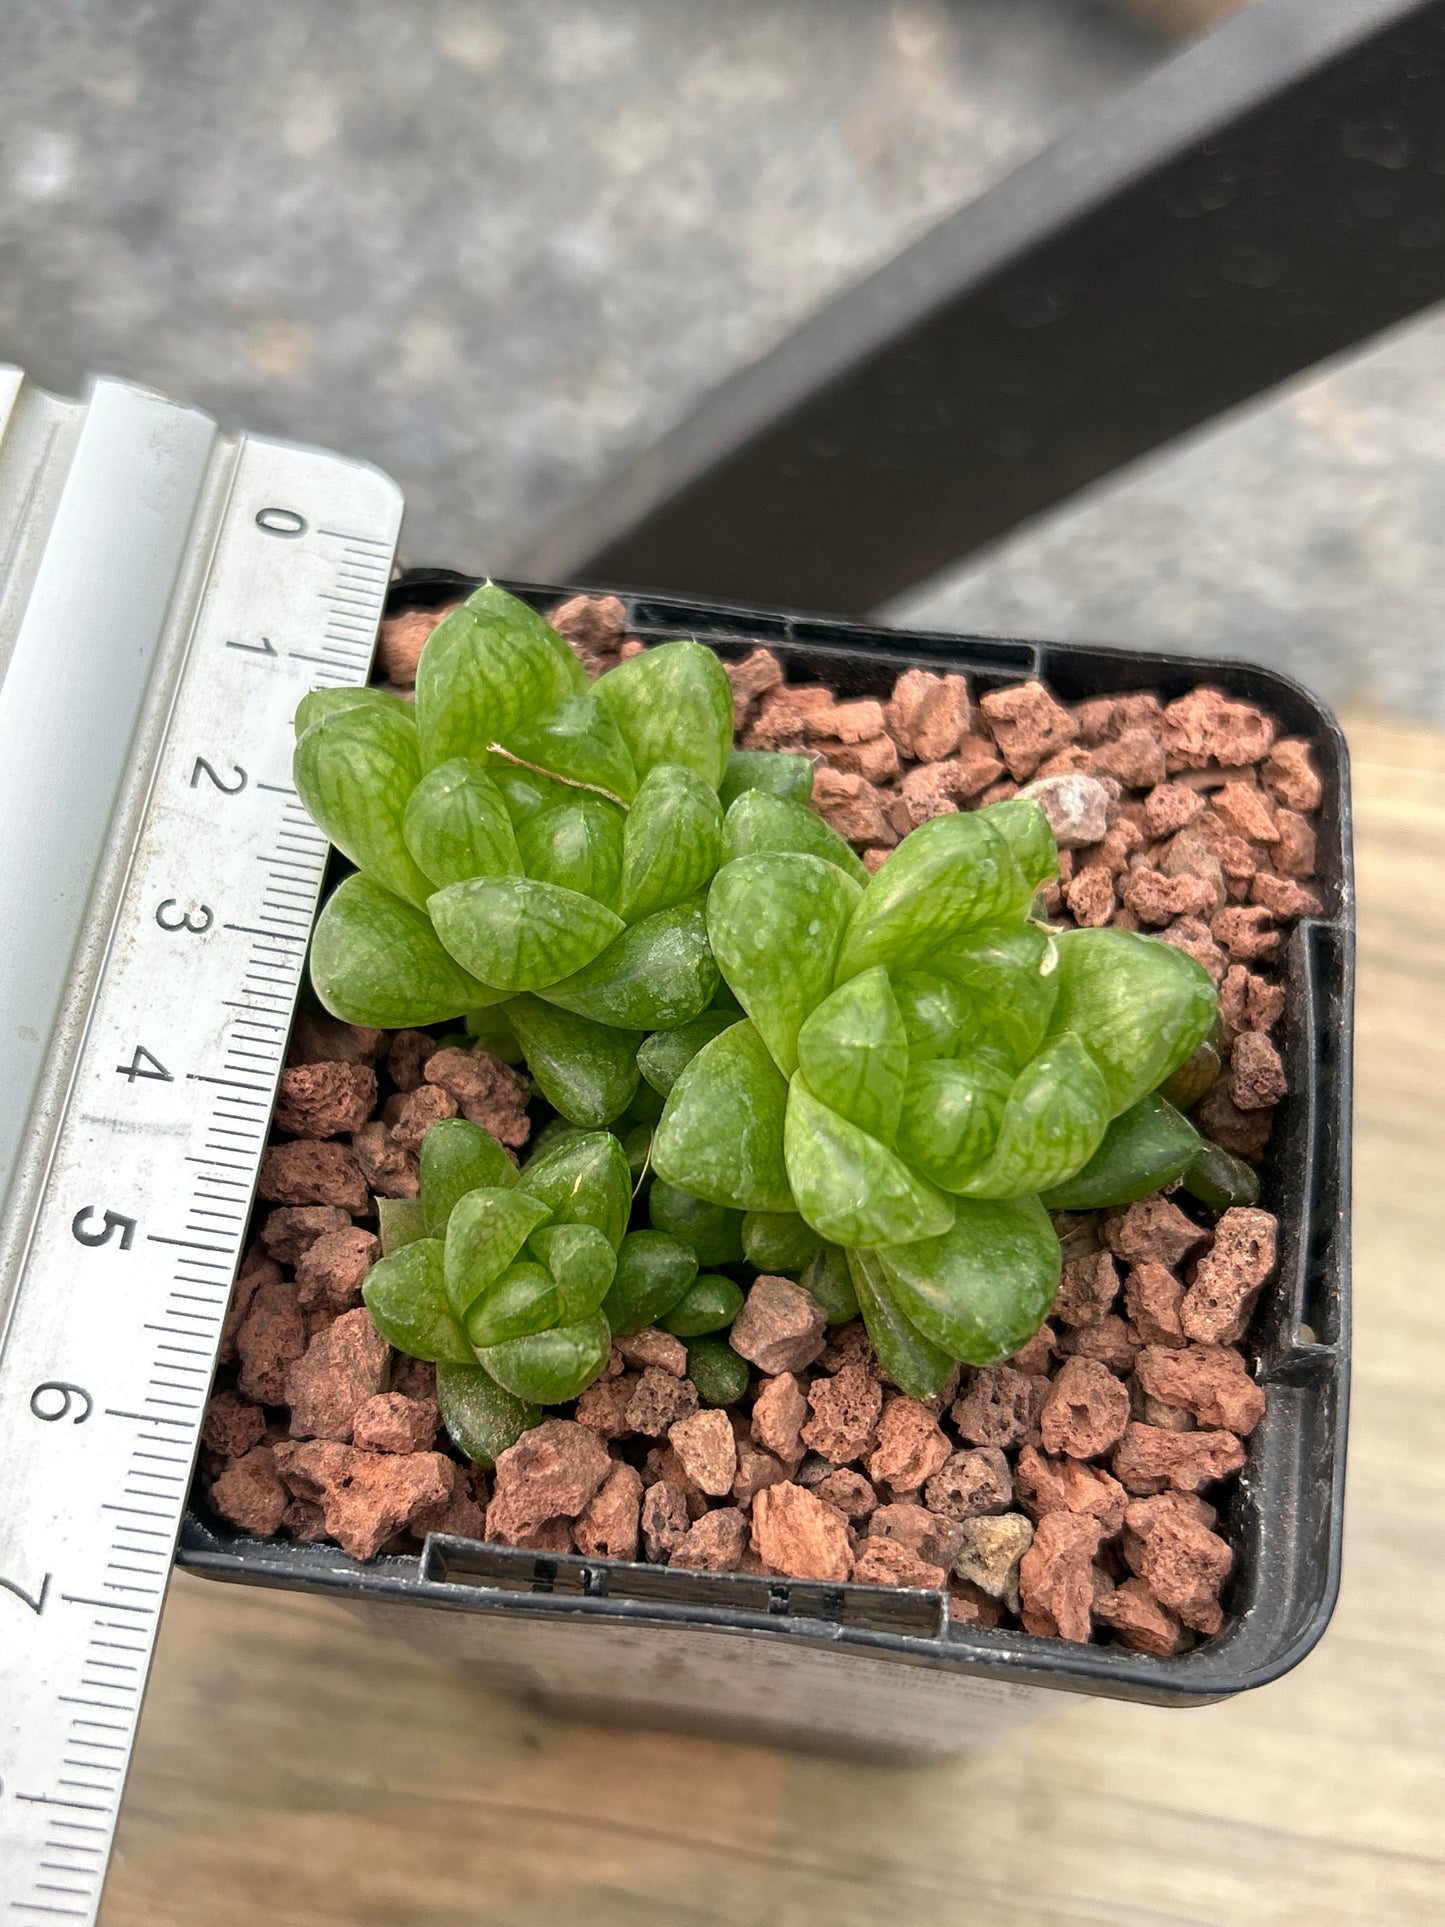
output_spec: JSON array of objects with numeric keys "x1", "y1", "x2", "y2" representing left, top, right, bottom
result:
[{"x1": 99, "y1": 712, "x2": 1445, "y2": 1927}]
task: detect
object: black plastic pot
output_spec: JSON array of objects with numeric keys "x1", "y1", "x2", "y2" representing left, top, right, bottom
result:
[{"x1": 179, "y1": 579, "x2": 1352, "y2": 1758}]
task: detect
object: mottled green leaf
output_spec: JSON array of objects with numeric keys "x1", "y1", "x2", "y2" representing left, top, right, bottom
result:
[
  {"x1": 515, "y1": 795, "x2": 625, "y2": 906},
  {"x1": 721, "y1": 790, "x2": 868, "y2": 884},
  {"x1": 465, "y1": 1260, "x2": 560, "y2": 1348},
  {"x1": 527, "y1": 1222, "x2": 617, "y2": 1321},
  {"x1": 652, "y1": 1020, "x2": 793, "y2": 1212},
  {"x1": 600, "y1": 1230, "x2": 698, "y2": 1335},
  {"x1": 648, "y1": 1179, "x2": 745, "y2": 1265},
  {"x1": 834, "y1": 813, "x2": 1031, "y2": 984},
  {"x1": 636, "y1": 1010, "x2": 739, "y2": 1096},
  {"x1": 894, "y1": 1055, "x2": 1013, "y2": 1192},
  {"x1": 1046, "y1": 927, "x2": 1219, "y2": 1116},
  {"x1": 877, "y1": 1196, "x2": 1062, "y2": 1368},
  {"x1": 977, "y1": 797, "x2": 1058, "y2": 890},
  {"x1": 686, "y1": 1336, "x2": 751, "y2": 1406},
  {"x1": 463, "y1": 1003, "x2": 523, "y2": 1063},
  {"x1": 435, "y1": 1362, "x2": 541, "y2": 1468},
  {"x1": 443, "y1": 1186, "x2": 550, "y2": 1320},
  {"x1": 1182, "y1": 1142, "x2": 1261, "y2": 1211},
  {"x1": 295, "y1": 685, "x2": 412, "y2": 738},
  {"x1": 618, "y1": 764, "x2": 723, "y2": 923},
  {"x1": 955, "y1": 1034, "x2": 1111, "y2": 1199},
  {"x1": 310, "y1": 874, "x2": 503, "y2": 1028},
  {"x1": 477, "y1": 1311, "x2": 612, "y2": 1405},
  {"x1": 846, "y1": 1250, "x2": 954, "y2": 1400},
  {"x1": 1042, "y1": 1093, "x2": 1202, "y2": 1210},
  {"x1": 376, "y1": 1195, "x2": 428, "y2": 1257},
  {"x1": 800, "y1": 1243, "x2": 858, "y2": 1324},
  {"x1": 925, "y1": 924, "x2": 1059, "y2": 1072},
  {"x1": 420, "y1": 1117, "x2": 520, "y2": 1239},
  {"x1": 718, "y1": 748, "x2": 814, "y2": 810},
  {"x1": 795, "y1": 966, "x2": 909, "y2": 1145},
  {"x1": 403, "y1": 757, "x2": 521, "y2": 887},
  {"x1": 890, "y1": 969, "x2": 980, "y2": 1064},
  {"x1": 741, "y1": 1210, "x2": 822, "y2": 1273},
  {"x1": 489, "y1": 760, "x2": 570, "y2": 824},
  {"x1": 507, "y1": 996, "x2": 641, "y2": 1128},
  {"x1": 362, "y1": 1239, "x2": 473, "y2": 1364},
  {"x1": 429, "y1": 875, "x2": 623, "y2": 992},
  {"x1": 294, "y1": 703, "x2": 433, "y2": 908},
  {"x1": 415, "y1": 583, "x2": 585, "y2": 769},
  {"x1": 785, "y1": 1074, "x2": 954, "y2": 1249},
  {"x1": 538, "y1": 898, "x2": 718, "y2": 1030},
  {"x1": 520, "y1": 1129, "x2": 633, "y2": 1248},
  {"x1": 661, "y1": 1273, "x2": 745, "y2": 1337},
  {"x1": 501, "y1": 692, "x2": 638, "y2": 803},
  {"x1": 593, "y1": 640, "x2": 733, "y2": 789},
  {"x1": 707, "y1": 852, "x2": 862, "y2": 1077}
]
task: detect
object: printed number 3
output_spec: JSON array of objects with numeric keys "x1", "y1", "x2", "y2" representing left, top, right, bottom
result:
[{"x1": 155, "y1": 899, "x2": 213, "y2": 934}]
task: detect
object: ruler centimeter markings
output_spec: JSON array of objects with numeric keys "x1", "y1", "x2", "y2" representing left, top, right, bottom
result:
[{"x1": 0, "y1": 424, "x2": 401, "y2": 1920}]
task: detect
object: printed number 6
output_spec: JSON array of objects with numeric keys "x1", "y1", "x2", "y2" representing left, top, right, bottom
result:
[{"x1": 155, "y1": 898, "x2": 213, "y2": 935}]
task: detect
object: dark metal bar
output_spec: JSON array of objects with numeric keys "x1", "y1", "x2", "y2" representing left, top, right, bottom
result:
[{"x1": 518, "y1": 0, "x2": 1445, "y2": 614}]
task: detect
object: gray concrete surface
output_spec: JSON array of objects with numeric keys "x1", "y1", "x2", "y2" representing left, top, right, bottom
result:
[{"x1": 2, "y1": 1, "x2": 1442, "y2": 719}]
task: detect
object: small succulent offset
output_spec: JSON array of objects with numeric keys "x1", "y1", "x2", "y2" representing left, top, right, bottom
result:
[{"x1": 652, "y1": 804, "x2": 1220, "y2": 1398}]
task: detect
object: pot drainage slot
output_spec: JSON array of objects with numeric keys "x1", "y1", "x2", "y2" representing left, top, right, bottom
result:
[{"x1": 424, "y1": 1536, "x2": 944, "y2": 1637}]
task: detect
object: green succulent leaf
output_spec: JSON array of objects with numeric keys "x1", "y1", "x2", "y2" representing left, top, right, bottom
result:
[
  {"x1": 489, "y1": 761, "x2": 571, "y2": 825},
  {"x1": 648, "y1": 1178, "x2": 745, "y2": 1265},
  {"x1": 514, "y1": 795, "x2": 625, "y2": 906},
  {"x1": 601, "y1": 1230, "x2": 698, "y2": 1335},
  {"x1": 538, "y1": 898, "x2": 718, "y2": 1030},
  {"x1": 835, "y1": 812, "x2": 1031, "y2": 985},
  {"x1": 617, "y1": 763, "x2": 723, "y2": 923},
  {"x1": 795, "y1": 965, "x2": 909, "y2": 1145},
  {"x1": 800, "y1": 1242, "x2": 859, "y2": 1324},
  {"x1": 707, "y1": 851, "x2": 862, "y2": 1077},
  {"x1": 593, "y1": 640, "x2": 733, "y2": 789},
  {"x1": 1182, "y1": 1142, "x2": 1261, "y2": 1211},
  {"x1": 876, "y1": 1195, "x2": 1062, "y2": 1368},
  {"x1": 376, "y1": 1195, "x2": 428, "y2": 1256},
  {"x1": 527, "y1": 1222, "x2": 618, "y2": 1321},
  {"x1": 661, "y1": 1273, "x2": 746, "y2": 1338},
  {"x1": 686, "y1": 1335, "x2": 751, "y2": 1407},
  {"x1": 741, "y1": 1210, "x2": 823, "y2": 1273},
  {"x1": 1045, "y1": 927, "x2": 1219, "y2": 1116},
  {"x1": 465, "y1": 1260, "x2": 560, "y2": 1348},
  {"x1": 361, "y1": 1239, "x2": 474, "y2": 1365},
  {"x1": 784, "y1": 1073, "x2": 955, "y2": 1249},
  {"x1": 477, "y1": 1311, "x2": 612, "y2": 1405},
  {"x1": 954, "y1": 1034, "x2": 1111, "y2": 1199},
  {"x1": 420, "y1": 1117, "x2": 520, "y2": 1239},
  {"x1": 894, "y1": 1054, "x2": 1014, "y2": 1192},
  {"x1": 501, "y1": 692, "x2": 638, "y2": 804},
  {"x1": 294, "y1": 702, "x2": 434, "y2": 908},
  {"x1": 310, "y1": 874, "x2": 504, "y2": 1028},
  {"x1": 415, "y1": 584, "x2": 585, "y2": 769},
  {"x1": 294, "y1": 685, "x2": 413, "y2": 738},
  {"x1": 652, "y1": 1020, "x2": 793, "y2": 1213},
  {"x1": 463, "y1": 1003, "x2": 523, "y2": 1062},
  {"x1": 890, "y1": 969, "x2": 981, "y2": 1064},
  {"x1": 925, "y1": 924, "x2": 1060, "y2": 1072},
  {"x1": 718, "y1": 748, "x2": 814, "y2": 810},
  {"x1": 977, "y1": 797, "x2": 1058, "y2": 890},
  {"x1": 1041, "y1": 1093, "x2": 1202, "y2": 1210},
  {"x1": 721, "y1": 790, "x2": 868, "y2": 884},
  {"x1": 402, "y1": 758, "x2": 521, "y2": 888},
  {"x1": 428, "y1": 875, "x2": 624, "y2": 992},
  {"x1": 435, "y1": 1361, "x2": 541, "y2": 1468},
  {"x1": 506, "y1": 996, "x2": 642, "y2": 1128},
  {"x1": 636, "y1": 1010, "x2": 739, "y2": 1096},
  {"x1": 846, "y1": 1249, "x2": 954, "y2": 1400},
  {"x1": 443, "y1": 1186, "x2": 551, "y2": 1320},
  {"x1": 520, "y1": 1129, "x2": 633, "y2": 1248}
]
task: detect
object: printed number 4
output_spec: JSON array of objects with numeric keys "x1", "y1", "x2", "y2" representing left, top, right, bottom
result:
[{"x1": 116, "y1": 1045, "x2": 172, "y2": 1084}]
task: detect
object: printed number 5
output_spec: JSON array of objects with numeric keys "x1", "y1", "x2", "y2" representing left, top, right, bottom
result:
[{"x1": 72, "y1": 1207, "x2": 136, "y2": 1250}]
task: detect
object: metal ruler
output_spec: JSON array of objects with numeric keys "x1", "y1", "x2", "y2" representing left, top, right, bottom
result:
[{"x1": 0, "y1": 369, "x2": 402, "y2": 1920}]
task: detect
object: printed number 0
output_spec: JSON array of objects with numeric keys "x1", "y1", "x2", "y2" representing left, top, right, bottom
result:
[
  {"x1": 155, "y1": 899, "x2": 213, "y2": 935},
  {"x1": 72, "y1": 1207, "x2": 136, "y2": 1251},
  {"x1": 31, "y1": 1381, "x2": 93, "y2": 1423}
]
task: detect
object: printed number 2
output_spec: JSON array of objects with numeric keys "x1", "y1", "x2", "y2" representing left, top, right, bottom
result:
[
  {"x1": 191, "y1": 757, "x2": 247, "y2": 794},
  {"x1": 72, "y1": 1207, "x2": 136, "y2": 1251}
]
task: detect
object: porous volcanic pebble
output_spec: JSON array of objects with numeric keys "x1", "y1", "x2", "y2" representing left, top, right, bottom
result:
[
  {"x1": 752, "y1": 1372, "x2": 809, "y2": 1463},
  {"x1": 729, "y1": 1277, "x2": 828, "y2": 1375},
  {"x1": 669, "y1": 1506, "x2": 749, "y2": 1571},
  {"x1": 388, "y1": 1085, "x2": 458, "y2": 1154},
  {"x1": 234, "y1": 1276, "x2": 306, "y2": 1405},
  {"x1": 1123, "y1": 1492, "x2": 1232, "y2": 1635},
  {"x1": 286, "y1": 1011, "x2": 384, "y2": 1068},
  {"x1": 260, "y1": 1204, "x2": 351, "y2": 1267},
  {"x1": 1094, "y1": 1577, "x2": 1183, "y2": 1657},
  {"x1": 868, "y1": 1396, "x2": 953, "y2": 1493},
  {"x1": 285, "y1": 1309, "x2": 391, "y2": 1442},
  {"x1": 352, "y1": 1392, "x2": 440, "y2": 1455},
  {"x1": 1134, "y1": 1343, "x2": 1266, "y2": 1436},
  {"x1": 1018, "y1": 1510, "x2": 1106, "y2": 1642},
  {"x1": 274, "y1": 1441, "x2": 453, "y2": 1561},
  {"x1": 800, "y1": 1362, "x2": 882, "y2": 1464},
  {"x1": 1262, "y1": 738, "x2": 1323, "y2": 813},
  {"x1": 1054, "y1": 1250, "x2": 1121, "y2": 1327},
  {"x1": 641, "y1": 1480, "x2": 691, "y2": 1562},
  {"x1": 625, "y1": 1367, "x2": 699, "y2": 1437},
  {"x1": 868, "y1": 1503, "x2": 962, "y2": 1570},
  {"x1": 668, "y1": 1408, "x2": 738, "y2": 1497},
  {"x1": 1113, "y1": 1422, "x2": 1246, "y2": 1496},
  {"x1": 616, "y1": 1328, "x2": 688, "y2": 1376},
  {"x1": 1124, "y1": 1263, "x2": 1187, "y2": 1348},
  {"x1": 1014, "y1": 1446, "x2": 1128, "y2": 1535},
  {"x1": 751, "y1": 1482, "x2": 853, "y2": 1582},
  {"x1": 574, "y1": 1463, "x2": 644, "y2": 1561},
  {"x1": 202, "y1": 1389, "x2": 266, "y2": 1459},
  {"x1": 1228, "y1": 1029, "x2": 1288, "y2": 1113},
  {"x1": 408, "y1": 1459, "x2": 487, "y2": 1542},
  {"x1": 1181, "y1": 1207, "x2": 1278, "y2": 1345},
  {"x1": 295, "y1": 1226, "x2": 380, "y2": 1314},
  {"x1": 1017, "y1": 773, "x2": 1110, "y2": 848},
  {"x1": 258, "y1": 1140, "x2": 369, "y2": 1213},
  {"x1": 385, "y1": 1028, "x2": 437, "y2": 1092},
  {"x1": 424, "y1": 1048, "x2": 531, "y2": 1147},
  {"x1": 210, "y1": 1445, "x2": 289, "y2": 1537},
  {"x1": 953, "y1": 1513, "x2": 1035, "y2": 1612},
  {"x1": 1160, "y1": 687, "x2": 1274, "y2": 770},
  {"x1": 1038, "y1": 1356, "x2": 1130, "y2": 1460},
  {"x1": 951, "y1": 1366, "x2": 1036, "y2": 1450},
  {"x1": 979, "y1": 680, "x2": 1077, "y2": 779},
  {"x1": 852, "y1": 1537, "x2": 946, "y2": 1590},
  {"x1": 924, "y1": 1447, "x2": 1013, "y2": 1520},
  {"x1": 1103, "y1": 1197, "x2": 1208, "y2": 1271},
  {"x1": 274, "y1": 1061, "x2": 377, "y2": 1139},
  {"x1": 485, "y1": 1419, "x2": 611, "y2": 1546},
  {"x1": 351, "y1": 1121, "x2": 420, "y2": 1200}
]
